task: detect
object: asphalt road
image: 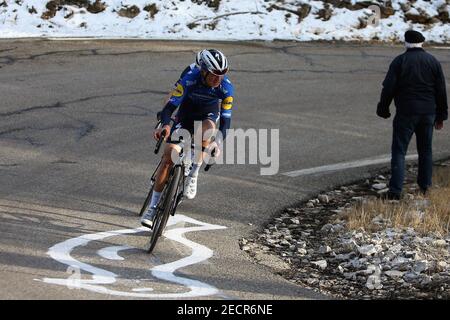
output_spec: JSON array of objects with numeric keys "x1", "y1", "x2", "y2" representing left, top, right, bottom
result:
[{"x1": 0, "y1": 39, "x2": 449, "y2": 300}]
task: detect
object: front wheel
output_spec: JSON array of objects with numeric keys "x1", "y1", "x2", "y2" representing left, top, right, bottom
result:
[{"x1": 146, "y1": 165, "x2": 182, "y2": 254}]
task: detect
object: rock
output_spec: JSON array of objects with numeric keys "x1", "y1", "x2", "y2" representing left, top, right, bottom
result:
[
  {"x1": 350, "y1": 258, "x2": 364, "y2": 270},
  {"x1": 344, "y1": 272, "x2": 356, "y2": 280},
  {"x1": 317, "y1": 3, "x2": 333, "y2": 21},
  {"x1": 118, "y1": 5, "x2": 140, "y2": 19},
  {"x1": 306, "y1": 202, "x2": 314, "y2": 208},
  {"x1": 321, "y1": 223, "x2": 333, "y2": 232},
  {"x1": 143, "y1": 3, "x2": 159, "y2": 18},
  {"x1": 319, "y1": 245, "x2": 332, "y2": 254},
  {"x1": 341, "y1": 240, "x2": 358, "y2": 253},
  {"x1": 318, "y1": 194, "x2": 329, "y2": 203},
  {"x1": 28, "y1": 6, "x2": 37, "y2": 14},
  {"x1": 372, "y1": 183, "x2": 387, "y2": 190},
  {"x1": 403, "y1": 272, "x2": 419, "y2": 283},
  {"x1": 405, "y1": 11, "x2": 433, "y2": 24},
  {"x1": 419, "y1": 275, "x2": 432, "y2": 286},
  {"x1": 413, "y1": 261, "x2": 429, "y2": 274},
  {"x1": 297, "y1": 248, "x2": 307, "y2": 256},
  {"x1": 358, "y1": 244, "x2": 381, "y2": 256},
  {"x1": 432, "y1": 240, "x2": 447, "y2": 247},
  {"x1": 377, "y1": 188, "x2": 389, "y2": 194},
  {"x1": 335, "y1": 253, "x2": 355, "y2": 261},
  {"x1": 296, "y1": 241, "x2": 307, "y2": 248},
  {"x1": 241, "y1": 245, "x2": 251, "y2": 251},
  {"x1": 87, "y1": 0, "x2": 107, "y2": 14},
  {"x1": 437, "y1": 261, "x2": 448, "y2": 271},
  {"x1": 290, "y1": 218, "x2": 300, "y2": 225},
  {"x1": 438, "y1": 4, "x2": 450, "y2": 23},
  {"x1": 331, "y1": 224, "x2": 345, "y2": 233},
  {"x1": 311, "y1": 260, "x2": 328, "y2": 270},
  {"x1": 385, "y1": 270, "x2": 404, "y2": 278},
  {"x1": 366, "y1": 265, "x2": 383, "y2": 290}
]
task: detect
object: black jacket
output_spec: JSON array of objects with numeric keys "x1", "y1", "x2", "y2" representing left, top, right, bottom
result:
[{"x1": 377, "y1": 48, "x2": 448, "y2": 122}]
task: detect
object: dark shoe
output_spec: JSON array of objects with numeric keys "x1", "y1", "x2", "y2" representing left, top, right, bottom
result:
[
  {"x1": 419, "y1": 188, "x2": 428, "y2": 196},
  {"x1": 380, "y1": 192, "x2": 401, "y2": 200}
]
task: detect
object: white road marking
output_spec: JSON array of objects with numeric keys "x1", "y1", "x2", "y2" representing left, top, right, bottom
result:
[
  {"x1": 132, "y1": 288, "x2": 154, "y2": 292},
  {"x1": 38, "y1": 214, "x2": 227, "y2": 298},
  {"x1": 282, "y1": 154, "x2": 418, "y2": 177},
  {"x1": 97, "y1": 245, "x2": 134, "y2": 261}
]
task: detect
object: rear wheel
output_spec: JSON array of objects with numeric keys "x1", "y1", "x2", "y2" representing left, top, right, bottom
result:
[{"x1": 146, "y1": 165, "x2": 182, "y2": 254}]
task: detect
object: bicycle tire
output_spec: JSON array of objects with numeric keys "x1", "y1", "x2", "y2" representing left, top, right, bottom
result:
[{"x1": 146, "y1": 165, "x2": 182, "y2": 254}]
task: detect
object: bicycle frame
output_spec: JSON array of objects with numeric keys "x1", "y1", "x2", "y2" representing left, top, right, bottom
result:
[{"x1": 150, "y1": 136, "x2": 188, "y2": 216}]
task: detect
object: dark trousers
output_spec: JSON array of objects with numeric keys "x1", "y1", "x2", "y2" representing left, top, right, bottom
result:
[{"x1": 389, "y1": 113, "x2": 435, "y2": 195}]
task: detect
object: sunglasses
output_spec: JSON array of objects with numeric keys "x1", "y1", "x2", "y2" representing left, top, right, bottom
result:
[{"x1": 209, "y1": 68, "x2": 228, "y2": 76}]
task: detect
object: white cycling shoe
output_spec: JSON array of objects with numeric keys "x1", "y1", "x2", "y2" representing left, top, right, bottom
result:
[
  {"x1": 184, "y1": 161, "x2": 192, "y2": 177},
  {"x1": 184, "y1": 176, "x2": 198, "y2": 199},
  {"x1": 141, "y1": 207, "x2": 156, "y2": 229}
]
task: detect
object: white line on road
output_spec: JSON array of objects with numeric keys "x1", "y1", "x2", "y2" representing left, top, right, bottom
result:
[
  {"x1": 282, "y1": 154, "x2": 418, "y2": 177},
  {"x1": 38, "y1": 214, "x2": 227, "y2": 298},
  {"x1": 97, "y1": 245, "x2": 134, "y2": 261}
]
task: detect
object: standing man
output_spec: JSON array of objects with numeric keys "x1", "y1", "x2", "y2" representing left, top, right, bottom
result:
[{"x1": 377, "y1": 30, "x2": 448, "y2": 200}]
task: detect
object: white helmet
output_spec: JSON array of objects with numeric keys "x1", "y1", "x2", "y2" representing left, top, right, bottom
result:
[
  {"x1": 199, "y1": 49, "x2": 229, "y2": 76},
  {"x1": 195, "y1": 50, "x2": 203, "y2": 68}
]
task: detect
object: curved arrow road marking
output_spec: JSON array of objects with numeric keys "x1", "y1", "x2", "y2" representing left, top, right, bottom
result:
[
  {"x1": 97, "y1": 245, "x2": 134, "y2": 261},
  {"x1": 38, "y1": 214, "x2": 227, "y2": 298}
]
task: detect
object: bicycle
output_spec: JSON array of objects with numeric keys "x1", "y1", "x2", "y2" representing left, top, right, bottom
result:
[{"x1": 139, "y1": 113, "x2": 216, "y2": 254}]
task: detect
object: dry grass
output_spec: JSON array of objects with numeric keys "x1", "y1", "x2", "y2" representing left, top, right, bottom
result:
[{"x1": 346, "y1": 164, "x2": 450, "y2": 236}]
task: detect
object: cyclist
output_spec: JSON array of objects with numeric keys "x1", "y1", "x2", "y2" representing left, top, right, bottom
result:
[
  {"x1": 141, "y1": 49, "x2": 234, "y2": 228},
  {"x1": 162, "y1": 50, "x2": 204, "y2": 176}
]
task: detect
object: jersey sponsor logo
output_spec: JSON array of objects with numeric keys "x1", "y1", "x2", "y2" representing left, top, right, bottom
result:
[
  {"x1": 221, "y1": 96, "x2": 233, "y2": 110},
  {"x1": 172, "y1": 83, "x2": 184, "y2": 97}
]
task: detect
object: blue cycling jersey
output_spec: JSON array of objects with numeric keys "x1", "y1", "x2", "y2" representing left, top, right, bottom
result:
[
  {"x1": 168, "y1": 67, "x2": 234, "y2": 121},
  {"x1": 178, "y1": 63, "x2": 197, "y2": 81}
]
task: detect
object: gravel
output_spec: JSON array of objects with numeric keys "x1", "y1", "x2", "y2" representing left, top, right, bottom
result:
[{"x1": 240, "y1": 161, "x2": 450, "y2": 299}]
